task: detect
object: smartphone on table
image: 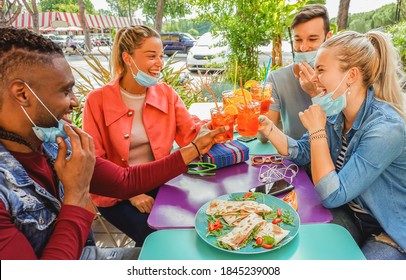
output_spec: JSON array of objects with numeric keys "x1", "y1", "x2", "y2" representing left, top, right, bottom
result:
[{"x1": 250, "y1": 179, "x2": 294, "y2": 196}]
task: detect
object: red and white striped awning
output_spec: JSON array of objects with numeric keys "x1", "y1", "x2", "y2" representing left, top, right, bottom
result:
[{"x1": 12, "y1": 12, "x2": 143, "y2": 29}]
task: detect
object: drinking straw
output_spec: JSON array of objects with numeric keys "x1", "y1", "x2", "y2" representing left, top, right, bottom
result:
[
  {"x1": 239, "y1": 77, "x2": 248, "y2": 106},
  {"x1": 263, "y1": 57, "x2": 272, "y2": 86},
  {"x1": 233, "y1": 60, "x2": 238, "y2": 92},
  {"x1": 197, "y1": 69, "x2": 220, "y2": 111},
  {"x1": 262, "y1": 57, "x2": 272, "y2": 99},
  {"x1": 203, "y1": 82, "x2": 220, "y2": 112}
]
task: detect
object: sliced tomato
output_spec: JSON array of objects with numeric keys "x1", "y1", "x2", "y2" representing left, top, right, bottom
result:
[
  {"x1": 276, "y1": 208, "x2": 282, "y2": 217},
  {"x1": 215, "y1": 224, "x2": 223, "y2": 230},
  {"x1": 256, "y1": 237, "x2": 263, "y2": 245},
  {"x1": 208, "y1": 222, "x2": 215, "y2": 231},
  {"x1": 272, "y1": 218, "x2": 282, "y2": 224},
  {"x1": 208, "y1": 218, "x2": 223, "y2": 231},
  {"x1": 243, "y1": 192, "x2": 253, "y2": 198},
  {"x1": 262, "y1": 243, "x2": 274, "y2": 249}
]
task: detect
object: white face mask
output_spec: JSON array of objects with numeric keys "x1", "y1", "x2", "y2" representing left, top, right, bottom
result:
[{"x1": 20, "y1": 82, "x2": 68, "y2": 143}]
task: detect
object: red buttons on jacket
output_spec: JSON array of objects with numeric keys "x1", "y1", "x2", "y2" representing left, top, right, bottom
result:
[
  {"x1": 124, "y1": 134, "x2": 129, "y2": 139},
  {"x1": 127, "y1": 111, "x2": 133, "y2": 116},
  {"x1": 121, "y1": 158, "x2": 126, "y2": 162}
]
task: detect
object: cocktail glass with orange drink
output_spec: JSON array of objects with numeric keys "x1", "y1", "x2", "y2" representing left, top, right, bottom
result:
[
  {"x1": 222, "y1": 90, "x2": 235, "y2": 107},
  {"x1": 250, "y1": 82, "x2": 273, "y2": 114},
  {"x1": 210, "y1": 106, "x2": 235, "y2": 143},
  {"x1": 236, "y1": 101, "x2": 261, "y2": 137},
  {"x1": 221, "y1": 88, "x2": 252, "y2": 122}
]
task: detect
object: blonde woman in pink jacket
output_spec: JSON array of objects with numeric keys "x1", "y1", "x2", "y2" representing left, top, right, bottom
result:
[{"x1": 83, "y1": 25, "x2": 202, "y2": 247}]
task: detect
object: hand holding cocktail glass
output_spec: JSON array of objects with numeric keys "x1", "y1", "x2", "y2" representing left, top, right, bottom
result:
[
  {"x1": 210, "y1": 106, "x2": 234, "y2": 143},
  {"x1": 236, "y1": 101, "x2": 261, "y2": 137},
  {"x1": 202, "y1": 83, "x2": 235, "y2": 143},
  {"x1": 235, "y1": 78, "x2": 261, "y2": 137}
]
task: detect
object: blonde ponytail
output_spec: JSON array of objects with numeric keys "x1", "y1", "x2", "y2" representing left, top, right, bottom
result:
[
  {"x1": 110, "y1": 28, "x2": 128, "y2": 79},
  {"x1": 366, "y1": 31, "x2": 406, "y2": 120}
]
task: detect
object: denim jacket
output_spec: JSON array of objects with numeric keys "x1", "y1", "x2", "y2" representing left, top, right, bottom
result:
[
  {"x1": 287, "y1": 87, "x2": 406, "y2": 250},
  {"x1": 0, "y1": 142, "x2": 65, "y2": 257}
]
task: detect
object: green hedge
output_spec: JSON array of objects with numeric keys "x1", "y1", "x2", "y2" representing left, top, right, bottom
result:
[{"x1": 386, "y1": 20, "x2": 406, "y2": 72}]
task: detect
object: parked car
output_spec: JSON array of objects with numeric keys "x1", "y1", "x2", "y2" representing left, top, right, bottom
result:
[
  {"x1": 72, "y1": 35, "x2": 86, "y2": 49},
  {"x1": 161, "y1": 32, "x2": 196, "y2": 56},
  {"x1": 42, "y1": 34, "x2": 66, "y2": 48},
  {"x1": 186, "y1": 32, "x2": 229, "y2": 72},
  {"x1": 187, "y1": 35, "x2": 293, "y2": 73},
  {"x1": 42, "y1": 33, "x2": 56, "y2": 41},
  {"x1": 53, "y1": 35, "x2": 68, "y2": 48}
]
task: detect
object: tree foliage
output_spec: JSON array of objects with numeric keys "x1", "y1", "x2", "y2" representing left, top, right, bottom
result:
[
  {"x1": 40, "y1": 0, "x2": 95, "y2": 14},
  {"x1": 21, "y1": 0, "x2": 39, "y2": 33},
  {"x1": 105, "y1": 0, "x2": 127, "y2": 16},
  {"x1": 0, "y1": 0, "x2": 22, "y2": 27},
  {"x1": 163, "y1": 18, "x2": 213, "y2": 36},
  {"x1": 331, "y1": 4, "x2": 402, "y2": 33},
  {"x1": 190, "y1": 0, "x2": 323, "y2": 82},
  {"x1": 105, "y1": 0, "x2": 190, "y2": 28},
  {"x1": 386, "y1": 20, "x2": 406, "y2": 72},
  {"x1": 396, "y1": 0, "x2": 406, "y2": 19}
]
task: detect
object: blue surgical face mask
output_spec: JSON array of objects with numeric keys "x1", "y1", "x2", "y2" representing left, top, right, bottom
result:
[
  {"x1": 311, "y1": 71, "x2": 350, "y2": 117},
  {"x1": 20, "y1": 83, "x2": 68, "y2": 143},
  {"x1": 293, "y1": 50, "x2": 318, "y2": 68},
  {"x1": 129, "y1": 57, "x2": 158, "y2": 87}
]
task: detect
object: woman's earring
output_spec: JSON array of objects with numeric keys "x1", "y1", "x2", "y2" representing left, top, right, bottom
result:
[{"x1": 347, "y1": 84, "x2": 351, "y2": 95}]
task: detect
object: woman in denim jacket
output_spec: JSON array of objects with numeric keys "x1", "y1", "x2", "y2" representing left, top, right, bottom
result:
[{"x1": 258, "y1": 31, "x2": 406, "y2": 260}]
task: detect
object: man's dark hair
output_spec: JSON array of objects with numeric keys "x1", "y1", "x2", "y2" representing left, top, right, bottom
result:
[
  {"x1": 291, "y1": 4, "x2": 330, "y2": 35},
  {"x1": 0, "y1": 27, "x2": 64, "y2": 107}
]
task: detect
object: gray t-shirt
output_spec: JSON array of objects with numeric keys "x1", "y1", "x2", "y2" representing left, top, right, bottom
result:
[{"x1": 268, "y1": 64, "x2": 312, "y2": 139}]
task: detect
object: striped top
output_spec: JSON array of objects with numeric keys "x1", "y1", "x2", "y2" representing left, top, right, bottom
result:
[
  {"x1": 336, "y1": 135, "x2": 369, "y2": 214},
  {"x1": 335, "y1": 135, "x2": 347, "y2": 171}
]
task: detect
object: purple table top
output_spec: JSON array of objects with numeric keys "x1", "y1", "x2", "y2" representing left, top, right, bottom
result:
[{"x1": 148, "y1": 160, "x2": 332, "y2": 230}]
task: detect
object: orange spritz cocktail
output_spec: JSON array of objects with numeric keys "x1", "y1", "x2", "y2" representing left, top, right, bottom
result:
[
  {"x1": 210, "y1": 106, "x2": 235, "y2": 143},
  {"x1": 222, "y1": 89, "x2": 252, "y2": 122},
  {"x1": 222, "y1": 90, "x2": 235, "y2": 107},
  {"x1": 236, "y1": 101, "x2": 260, "y2": 137},
  {"x1": 250, "y1": 82, "x2": 273, "y2": 114},
  {"x1": 222, "y1": 89, "x2": 252, "y2": 107}
]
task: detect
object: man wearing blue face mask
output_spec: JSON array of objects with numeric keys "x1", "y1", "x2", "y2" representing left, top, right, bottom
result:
[
  {"x1": 259, "y1": 4, "x2": 332, "y2": 141},
  {"x1": 0, "y1": 27, "x2": 227, "y2": 260}
]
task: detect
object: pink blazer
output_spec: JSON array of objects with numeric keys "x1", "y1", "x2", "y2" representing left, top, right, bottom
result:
[{"x1": 83, "y1": 79, "x2": 201, "y2": 207}]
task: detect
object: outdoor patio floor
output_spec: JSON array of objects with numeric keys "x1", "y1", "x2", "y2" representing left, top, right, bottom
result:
[{"x1": 92, "y1": 217, "x2": 136, "y2": 248}]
